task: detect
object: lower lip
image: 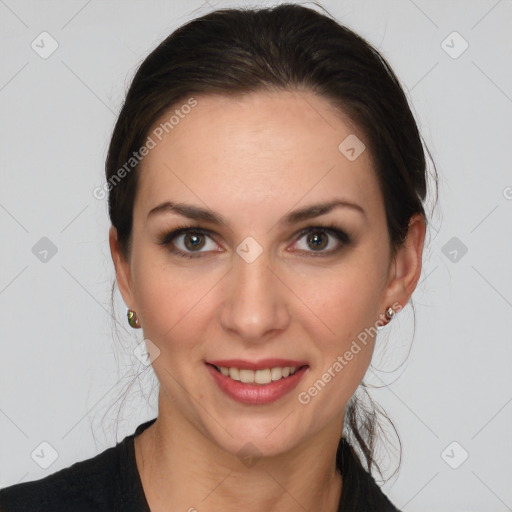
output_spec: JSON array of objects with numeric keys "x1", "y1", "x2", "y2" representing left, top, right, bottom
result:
[{"x1": 206, "y1": 364, "x2": 308, "y2": 405}]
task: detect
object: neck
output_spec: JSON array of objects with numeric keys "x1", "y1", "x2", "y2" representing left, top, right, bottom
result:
[{"x1": 135, "y1": 394, "x2": 343, "y2": 511}]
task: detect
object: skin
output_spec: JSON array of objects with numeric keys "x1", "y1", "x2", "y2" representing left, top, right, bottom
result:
[{"x1": 109, "y1": 89, "x2": 425, "y2": 511}]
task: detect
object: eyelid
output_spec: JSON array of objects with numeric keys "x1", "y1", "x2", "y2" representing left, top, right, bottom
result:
[
  {"x1": 158, "y1": 224, "x2": 216, "y2": 244},
  {"x1": 293, "y1": 224, "x2": 349, "y2": 242}
]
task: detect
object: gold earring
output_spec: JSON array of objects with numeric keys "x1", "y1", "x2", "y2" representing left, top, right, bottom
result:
[
  {"x1": 127, "y1": 309, "x2": 141, "y2": 329},
  {"x1": 385, "y1": 306, "x2": 396, "y2": 320}
]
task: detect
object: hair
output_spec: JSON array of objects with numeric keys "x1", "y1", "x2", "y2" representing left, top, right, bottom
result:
[{"x1": 105, "y1": 0, "x2": 438, "y2": 499}]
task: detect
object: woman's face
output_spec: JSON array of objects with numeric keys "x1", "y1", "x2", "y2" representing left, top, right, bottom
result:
[{"x1": 112, "y1": 90, "x2": 421, "y2": 457}]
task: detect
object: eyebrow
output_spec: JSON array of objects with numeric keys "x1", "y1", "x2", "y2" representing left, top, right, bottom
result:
[{"x1": 147, "y1": 199, "x2": 366, "y2": 226}]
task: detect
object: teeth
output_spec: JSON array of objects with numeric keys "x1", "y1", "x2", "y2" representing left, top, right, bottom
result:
[
  {"x1": 255, "y1": 369, "x2": 271, "y2": 384},
  {"x1": 270, "y1": 367, "x2": 281, "y2": 380},
  {"x1": 228, "y1": 367, "x2": 240, "y2": 381},
  {"x1": 239, "y1": 369, "x2": 254, "y2": 383},
  {"x1": 216, "y1": 365, "x2": 301, "y2": 384}
]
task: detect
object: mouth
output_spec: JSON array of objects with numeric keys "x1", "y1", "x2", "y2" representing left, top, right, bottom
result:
[
  {"x1": 207, "y1": 363, "x2": 307, "y2": 385},
  {"x1": 205, "y1": 360, "x2": 309, "y2": 405}
]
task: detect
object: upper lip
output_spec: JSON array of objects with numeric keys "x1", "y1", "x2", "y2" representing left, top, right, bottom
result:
[{"x1": 207, "y1": 359, "x2": 309, "y2": 370}]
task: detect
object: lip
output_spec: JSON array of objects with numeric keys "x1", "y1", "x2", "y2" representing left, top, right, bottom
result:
[
  {"x1": 206, "y1": 362, "x2": 309, "y2": 405},
  {"x1": 207, "y1": 359, "x2": 309, "y2": 370}
]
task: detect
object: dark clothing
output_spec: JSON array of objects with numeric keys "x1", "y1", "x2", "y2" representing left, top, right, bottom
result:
[
  {"x1": 0, "y1": 417, "x2": 400, "y2": 511},
  {"x1": 0, "y1": 420, "x2": 153, "y2": 512}
]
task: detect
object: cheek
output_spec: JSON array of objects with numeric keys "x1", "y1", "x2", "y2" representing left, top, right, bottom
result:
[
  {"x1": 292, "y1": 258, "x2": 383, "y2": 384},
  {"x1": 131, "y1": 253, "x2": 190, "y2": 337},
  {"x1": 296, "y1": 262, "x2": 382, "y2": 339},
  {"x1": 132, "y1": 250, "x2": 224, "y2": 358},
  {"x1": 295, "y1": 274, "x2": 379, "y2": 417}
]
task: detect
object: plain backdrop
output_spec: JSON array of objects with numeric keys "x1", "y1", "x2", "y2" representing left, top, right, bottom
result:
[{"x1": 1, "y1": 1, "x2": 511, "y2": 511}]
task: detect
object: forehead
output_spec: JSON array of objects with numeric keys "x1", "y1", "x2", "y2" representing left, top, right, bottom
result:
[{"x1": 135, "y1": 90, "x2": 382, "y2": 224}]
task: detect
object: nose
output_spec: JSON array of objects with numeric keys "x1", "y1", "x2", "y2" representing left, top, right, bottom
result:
[{"x1": 219, "y1": 249, "x2": 290, "y2": 342}]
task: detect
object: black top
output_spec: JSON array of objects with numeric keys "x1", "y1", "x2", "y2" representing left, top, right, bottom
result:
[{"x1": 0, "y1": 418, "x2": 400, "y2": 511}]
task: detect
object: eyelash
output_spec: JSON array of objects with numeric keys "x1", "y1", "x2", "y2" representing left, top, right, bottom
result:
[{"x1": 157, "y1": 223, "x2": 352, "y2": 259}]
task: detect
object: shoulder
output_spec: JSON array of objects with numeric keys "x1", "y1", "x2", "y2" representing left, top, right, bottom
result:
[
  {"x1": 0, "y1": 444, "x2": 119, "y2": 512},
  {"x1": 0, "y1": 419, "x2": 156, "y2": 512}
]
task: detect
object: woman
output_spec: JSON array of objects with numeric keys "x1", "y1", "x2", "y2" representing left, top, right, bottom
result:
[{"x1": 0, "y1": 3, "x2": 435, "y2": 511}]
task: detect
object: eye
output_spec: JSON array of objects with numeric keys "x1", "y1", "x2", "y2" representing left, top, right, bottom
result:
[
  {"x1": 158, "y1": 223, "x2": 351, "y2": 259},
  {"x1": 158, "y1": 226, "x2": 221, "y2": 258},
  {"x1": 290, "y1": 224, "x2": 351, "y2": 256}
]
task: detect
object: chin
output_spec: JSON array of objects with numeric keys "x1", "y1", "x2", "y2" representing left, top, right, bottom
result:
[{"x1": 206, "y1": 414, "x2": 308, "y2": 461}]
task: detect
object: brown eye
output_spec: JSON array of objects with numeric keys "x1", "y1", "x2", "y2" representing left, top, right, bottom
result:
[
  {"x1": 183, "y1": 232, "x2": 206, "y2": 251},
  {"x1": 306, "y1": 231, "x2": 328, "y2": 251},
  {"x1": 291, "y1": 225, "x2": 351, "y2": 256},
  {"x1": 158, "y1": 227, "x2": 221, "y2": 258}
]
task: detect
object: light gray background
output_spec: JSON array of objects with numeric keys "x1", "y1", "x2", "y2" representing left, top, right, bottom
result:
[{"x1": 1, "y1": 1, "x2": 511, "y2": 511}]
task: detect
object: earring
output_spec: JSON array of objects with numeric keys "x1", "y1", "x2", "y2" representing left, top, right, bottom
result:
[
  {"x1": 127, "y1": 309, "x2": 141, "y2": 329},
  {"x1": 385, "y1": 306, "x2": 396, "y2": 321}
]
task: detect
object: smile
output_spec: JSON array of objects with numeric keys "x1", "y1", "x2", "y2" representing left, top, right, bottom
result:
[{"x1": 205, "y1": 360, "x2": 309, "y2": 405}]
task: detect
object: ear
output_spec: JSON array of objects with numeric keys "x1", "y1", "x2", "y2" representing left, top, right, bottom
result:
[
  {"x1": 380, "y1": 213, "x2": 426, "y2": 315},
  {"x1": 108, "y1": 226, "x2": 136, "y2": 310}
]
